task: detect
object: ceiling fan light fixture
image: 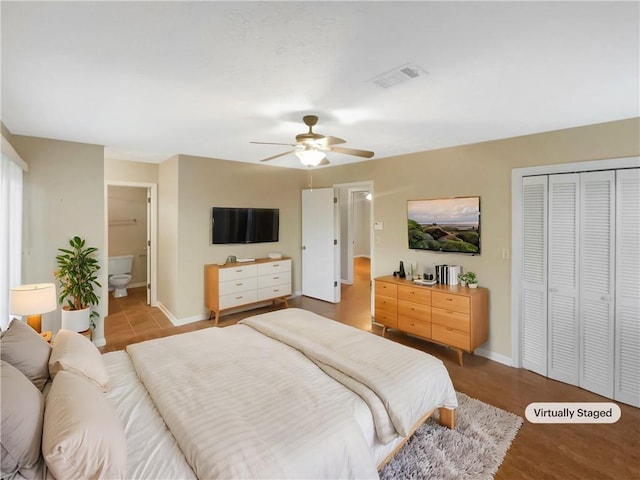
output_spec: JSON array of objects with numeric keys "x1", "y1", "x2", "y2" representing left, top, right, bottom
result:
[{"x1": 295, "y1": 147, "x2": 326, "y2": 167}]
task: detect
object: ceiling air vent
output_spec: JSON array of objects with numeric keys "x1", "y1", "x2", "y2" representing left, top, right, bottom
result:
[{"x1": 368, "y1": 63, "x2": 426, "y2": 89}]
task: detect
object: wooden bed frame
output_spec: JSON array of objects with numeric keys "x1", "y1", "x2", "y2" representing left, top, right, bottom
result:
[{"x1": 377, "y1": 406, "x2": 456, "y2": 470}]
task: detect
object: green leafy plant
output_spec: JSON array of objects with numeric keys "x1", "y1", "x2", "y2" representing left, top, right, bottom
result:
[
  {"x1": 459, "y1": 271, "x2": 478, "y2": 285},
  {"x1": 54, "y1": 236, "x2": 101, "y2": 327}
]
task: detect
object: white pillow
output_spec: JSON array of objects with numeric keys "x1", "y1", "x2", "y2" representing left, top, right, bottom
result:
[
  {"x1": 42, "y1": 371, "x2": 127, "y2": 479},
  {"x1": 48, "y1": 329, "x2": 110, "y2": 391}
]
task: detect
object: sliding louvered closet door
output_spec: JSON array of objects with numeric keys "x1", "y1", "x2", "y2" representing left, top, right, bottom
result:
[
  {"x1": 521, "y1": 176, "x2": 548, "y2": 377},
  {"x1": 548, "y1": 173, "x2": 581, "y2": 387},
  {"x1": 614, "y1": 169, "x2": 640, "y2": 406},
  {"x1": 577, "y1": 171, "x2": 615, "y2": 398},
  {"x1": 520, "y1": 168, "x2": 639, "y2": 407}
]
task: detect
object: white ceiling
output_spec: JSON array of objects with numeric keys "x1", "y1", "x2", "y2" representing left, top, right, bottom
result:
[{"x1": 2, "y1": 1, "x2": 638, "y2": 169}]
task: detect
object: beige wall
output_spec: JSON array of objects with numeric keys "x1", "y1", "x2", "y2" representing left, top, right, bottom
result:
[
  {"x1": 158, "y1": 155, "x2": 180, "y2": 317},
  {"x1": 105, "y1": 158, "x2": 158, "y2": 184},
  {"x1": 309, "y1": 117, "x2": 640, "y2": 359},
  {"x1": 7, "y1": 134, "x2": 107, "y2": 344},
  {"x1": 167, "y1": 154, "x2": 307, "y2": 321}
]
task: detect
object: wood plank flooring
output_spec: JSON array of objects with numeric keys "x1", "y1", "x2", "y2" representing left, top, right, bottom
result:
[{"x1": 101, "y1": 258, "x2": 639, "y2": 480}]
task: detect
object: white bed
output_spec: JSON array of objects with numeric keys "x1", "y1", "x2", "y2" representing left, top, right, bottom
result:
[
  {"x1": 1, "y1": 308, "x2": 457, "y2": 480},
  {"x1": 107, "y1": 308, "x2": 458, "y2": 479}
]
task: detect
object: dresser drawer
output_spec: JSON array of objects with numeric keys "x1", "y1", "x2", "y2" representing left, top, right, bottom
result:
[
  {"x1": 219, "y1": 264, "x2": 258, "y2": 281},
  {"x1": 257, "y1": 284, "x2": 291, "y2": 301},
  {"x1": 398, "y1": 317, "x2": 431, "y2": 339},
  {"x1": 398, "y1": 285, "x2": 431, "y2": 305},
  {"x1": 258, "y1": 272, "x2": 290, "y2": 289},
  {"x1": 431, "y1": 307, "x2": 470, "y2": 332},
  {"x1": 257, "y1": 260, "x2": 291, "y2": 276},
  {"x1": 375, "y1": 294, "x2": 397, "y2": 314},
  {"x1": 398, "y1": 300, "x2": 431, "y2": 322},
  {"x1": 432, "y1": 292, "x2": 470, "y2": 314},
  {"x1": 375, "y1": 281, "x2": 397, "y2": 297},
  {"x1": 375, "y1": 309, "x2": 397, "y2": 328},
  {"x1": 218, "y1": 277, "x2": 258, "y2": 296},
  {"x1": 219, "y1": 290, "x2": 258, "y2": 309},
  {"x1": 432, "y1": 324, "x2": 470, "y2": 351}
]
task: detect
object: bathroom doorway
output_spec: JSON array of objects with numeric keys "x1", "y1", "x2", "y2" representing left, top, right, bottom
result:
[{"x1": 105, "y1": 182, "x2": 157, "y2": 307}]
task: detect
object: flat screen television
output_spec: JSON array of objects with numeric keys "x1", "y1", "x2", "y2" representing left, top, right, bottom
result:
[
  {"x1": 407, "y1": 196, "x2": 480, "y2": 254},
  {"x1": 211, "y1": 207, "x2": 279, "y2": 244}
]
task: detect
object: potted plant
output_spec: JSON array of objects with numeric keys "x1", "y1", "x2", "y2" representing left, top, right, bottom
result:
[
  {"x1": 465, "y1": 272, "x2": 479, "y2": 288},
  {"x1": 54, "y1": 236, "x2": 101, "y2": 332},
  {"x1": 458, "y1": 272, "x2": 467, "y2": 287}
]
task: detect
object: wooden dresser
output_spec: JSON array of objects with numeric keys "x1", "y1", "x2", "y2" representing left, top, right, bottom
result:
[
  {"x1": 374, "y1": 275, "x2": 488, "y2": 365},
  {"x1": 204, "y1": 258, "x2": 291, "y2": 325}
]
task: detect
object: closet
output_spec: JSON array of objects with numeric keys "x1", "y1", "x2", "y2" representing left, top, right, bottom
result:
[{"x1": 520, "y1": 167, "x2": 639, "y2": 407}]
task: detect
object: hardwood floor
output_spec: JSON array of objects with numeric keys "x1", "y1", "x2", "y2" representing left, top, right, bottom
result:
[{"x1": 102, "y1": 257, "x2": 639, "y2": 480}]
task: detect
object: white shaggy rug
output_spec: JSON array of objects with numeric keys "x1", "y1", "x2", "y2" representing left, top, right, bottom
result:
[{"x1": 380, "y1": 392, "x2": 523, "y2": 480}]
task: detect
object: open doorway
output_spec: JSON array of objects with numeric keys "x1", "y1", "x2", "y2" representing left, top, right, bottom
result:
[
  {"x1": 337, "y1": 183, "x2": 373, "y2": 285},
  {"x1": 335, "y1": 182, "x2": 373, "y2": 319},
  {"x1": 105, "y1": 181, "x2": 157, "y2": 310}
]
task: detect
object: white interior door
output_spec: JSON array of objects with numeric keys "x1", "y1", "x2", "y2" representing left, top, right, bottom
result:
[
  {"x1": 547, "y1": 173, "x2": 580, "y2": 386},
  {"x1": 614, "y1": 168, "x2": 640, "y2": 407},
  {"x1": 302, "y1": 188, "x2": 340, "y2": 303},
  {"x1": 146, "y1": 189, "x2": 151, "y2": 305},
  {"x1": 521, "y1": 176, "x2": 548, "y2": 376},
  {"x1": 579, "y1": 171, "x2": 615, "y2": 398}
]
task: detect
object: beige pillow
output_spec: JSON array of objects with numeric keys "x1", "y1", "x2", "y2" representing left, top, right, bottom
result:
[
  {"x1": 0, "y1": 318, "x2": 51, "y2": 391},
  {"x1": 49, "y1": 329, "x2": 110, "y2": 391},
  {"x1": 42, "y1": 371, "x2": 127, "y2": 479},
  {"x1": 0, "y1": 360, "x2": 45, "y2": 480}
]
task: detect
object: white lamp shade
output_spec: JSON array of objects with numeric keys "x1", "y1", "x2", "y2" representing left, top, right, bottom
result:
[
  {"x1": 9, "y1": 283, "x2": 57, "y2": 316},
  {"x1": 295, "y1": 148, "x2": 326, "y2": 167}
]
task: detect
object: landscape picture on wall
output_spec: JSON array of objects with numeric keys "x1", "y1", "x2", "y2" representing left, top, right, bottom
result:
[{"x1": 407, "y1": 197, "x2": 480, "y2": 254}]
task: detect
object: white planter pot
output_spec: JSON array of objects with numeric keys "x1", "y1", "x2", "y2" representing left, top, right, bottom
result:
[
  {"x1": 61, "y1": 306, "x2": 90, "y2": 332},
  {"x1": 468, "y1": 283, "x2": 479, "y2": 289}
]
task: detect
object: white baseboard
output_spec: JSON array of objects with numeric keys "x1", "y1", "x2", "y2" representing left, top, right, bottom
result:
[{"x1": 475, "y1": 347, "x2": 513, "y2": 367}]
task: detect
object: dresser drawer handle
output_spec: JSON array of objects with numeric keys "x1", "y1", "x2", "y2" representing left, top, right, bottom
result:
[
  {"x1": 446, "y1": 298, "x2": 453, "y2": 302},
  {"x1": 236, "y1": 283, "x2": 243, "y2": 286},
  {"x1": 235, "y1": 296, "x2": 243, "y2": 300},
  {"x1": 273, "y1": 276, "x2": 280, "y2": 280},
  {"x1": 410, "y1": 322, "x2": 416, "y2": 327}
]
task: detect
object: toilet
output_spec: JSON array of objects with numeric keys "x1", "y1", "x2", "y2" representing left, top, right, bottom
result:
[{"x1": 108, "y1": 255, "x2": 134, "y2": 298}]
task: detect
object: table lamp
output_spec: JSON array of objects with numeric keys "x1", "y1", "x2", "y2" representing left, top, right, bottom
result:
[{"x1": 9, "y1": 283, "x2": 57, "y2": 333}]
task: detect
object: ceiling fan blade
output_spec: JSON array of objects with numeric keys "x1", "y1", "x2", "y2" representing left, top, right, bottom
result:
[
  {"x1": 329, "y1": 146, "x2": 375, "y2": 158},
  {"x1": 259, "y1": 149, "x2": 297, "y2": 162},
  {"x1": 315, "y1": 136, "x2": 346, "y2": 147},
  {"x1": 251, "y1": 141, "x2": 297, "y2": 147}
]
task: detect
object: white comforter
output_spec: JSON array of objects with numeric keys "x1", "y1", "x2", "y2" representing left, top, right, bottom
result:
[
  {"x1": 126, "y1": 308, "x2": 457, "y2": 479},
  {"x1": 240, "y1": 309, "x2": 458, "y2": 442}
]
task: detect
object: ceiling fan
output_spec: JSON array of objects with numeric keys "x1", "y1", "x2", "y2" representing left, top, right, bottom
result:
[{"x1": 251, "y1": 115, "x2": 374, "y2": 167}]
